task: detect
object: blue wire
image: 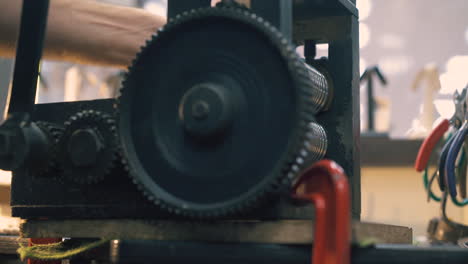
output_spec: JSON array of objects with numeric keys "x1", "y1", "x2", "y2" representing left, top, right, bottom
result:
[
  {"x1": 445, "y1": 124, "x2": 468, "y2": 199},
  {"x1": 422, "y1": 131, "x2": 468, "y2": 206},
  {"x1": 438, "y1": 135, "x2": 455, "y2": 191}
]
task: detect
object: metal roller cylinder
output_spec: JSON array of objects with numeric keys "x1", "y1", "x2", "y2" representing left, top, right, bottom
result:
[
  {"x1": 289, "y1": 121, "x2": 328, "y2": 180},
  {"x1": 303, "y1": 121, "x2": 328, "y2": 163},
  {"x1": 301, "y1": 62, "x2": 330, "y2": 113}
]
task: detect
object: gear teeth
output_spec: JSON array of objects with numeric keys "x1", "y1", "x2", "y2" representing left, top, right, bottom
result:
[
  {"x1": 116, "y1": 6, "x2": 329, "y2": 218},
  {"x1": 33, "y1": 121, "x2": 64, "y2": 178}
]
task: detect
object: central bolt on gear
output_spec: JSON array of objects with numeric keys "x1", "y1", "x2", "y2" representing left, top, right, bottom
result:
[
  {"x1": 118, "y1": 6, "x2": 330, "y2": 218},
  {"x1": 58, "y1": 110, "x2": 119, "y2": 184}
]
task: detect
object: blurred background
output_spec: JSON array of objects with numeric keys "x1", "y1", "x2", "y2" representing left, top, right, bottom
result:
[
  {"x1": 0, "y1": 0, "x2": 467, "y2": 242},
  {"x1": 359, "y1": 0, "x2": 468, "y2": 138},
  {"x1": 356, "y1": 0, "x2": 468, "y2": 243}
]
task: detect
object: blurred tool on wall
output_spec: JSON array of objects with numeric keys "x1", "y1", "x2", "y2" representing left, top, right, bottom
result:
[
  {"x1": 360, "y1": 65, "x2": 388, "y2": 133},
  {"x1": 407, "y1": 64, "x2": 442, "y2": 138}
]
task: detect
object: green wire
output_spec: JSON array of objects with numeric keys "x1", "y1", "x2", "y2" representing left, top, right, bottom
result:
[
  {"x1": 421, "y1": 132, "x2": 453, "y2": 203},
  {"x1": 423, "y1": 167, "x2": 441, "y2": 202}
]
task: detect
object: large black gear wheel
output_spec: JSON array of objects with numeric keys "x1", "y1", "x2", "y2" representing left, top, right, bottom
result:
[
  {"x1": 58, "y1": 110, "x2": 119, "y2": 184},
  {"x1": 118, "y1": 6, "x2": 329, "y2": 218}
]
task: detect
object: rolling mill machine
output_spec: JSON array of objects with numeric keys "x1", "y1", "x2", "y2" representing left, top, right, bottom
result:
[{"x1": 1, "y1": 0, "x2": 361, "y2": 221}]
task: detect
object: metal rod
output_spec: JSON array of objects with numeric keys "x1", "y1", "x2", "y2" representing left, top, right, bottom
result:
[
  {"x1": 8, "y1": 0, "x2": 50, "y2": 115},
  {"x1": 367, "y1": 77, "x2": 374, "y2": 131},
  {"x1": 304, "y1": 40, "x2": 316, "y2": 64}
]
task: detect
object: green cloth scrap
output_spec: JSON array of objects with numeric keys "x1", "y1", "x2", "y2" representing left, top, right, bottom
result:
[
  {"x1": 18, "y1": 238, "x2": 109, "y2": 260},
  {"x1": 358, "y1": 237, "x2": 379, "y2": 248}
]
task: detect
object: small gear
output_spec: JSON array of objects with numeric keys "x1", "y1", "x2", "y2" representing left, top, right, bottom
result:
[
  {"x1": 31, "y1": 121, "x2": 63, "y2": 177},
  {"x1": 58, "y1": 110, "x2": 118, "y2": 184}
]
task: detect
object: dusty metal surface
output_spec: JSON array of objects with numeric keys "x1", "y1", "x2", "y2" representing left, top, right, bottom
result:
[{"x1": 21, "y1": 220, "x2": 412, "y2": 245}]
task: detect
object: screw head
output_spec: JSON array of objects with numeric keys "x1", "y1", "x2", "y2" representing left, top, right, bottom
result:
[{"x1": 191, "y1": 100, "x2": 210, "y2": 120}]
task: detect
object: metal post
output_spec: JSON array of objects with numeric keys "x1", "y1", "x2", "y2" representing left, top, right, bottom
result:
[
  {"x1": 367, "y1": 77, "x2": 375, "y2": 131},
  {"x1": 8, "y1": 0, "x2": 50, "y2": 115},
  {"x1": 304, "y1": 40, "x2": 317, "y2": 64},
  {"x1": 319, "y1": 16, "x2": 361, "y2": 219}
]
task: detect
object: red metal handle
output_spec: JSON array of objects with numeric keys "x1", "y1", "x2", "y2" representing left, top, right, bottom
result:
[
  {"x1": 28, "y1": 238, "x2": 62, "y2": 264},
  {"x1": 415, "y1": 119, "x2": 449, "y2": 172},
  {"x1": 292, "y1": 160, "x2": 350, "y2": 264}
]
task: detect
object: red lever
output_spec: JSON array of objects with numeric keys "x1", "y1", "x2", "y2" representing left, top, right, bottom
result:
[
  {"x1": 291, "y1": 160, "x2": 350, "y2": 264},
  {"x1": 28, "y1": 238, "x2": 62, "y2": 264},
  {"x1": 415, "y1": 119, "x2": 449, "y2": 172}
]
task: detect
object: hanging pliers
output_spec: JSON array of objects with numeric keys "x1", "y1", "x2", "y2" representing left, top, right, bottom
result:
[
  {"x1": 415, "y1": 88, "x2": 467, "y2": 191},
  {"x1": 439, "y1": 89, "x2": 467, "y2": 192}
]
